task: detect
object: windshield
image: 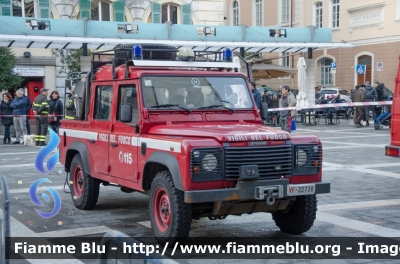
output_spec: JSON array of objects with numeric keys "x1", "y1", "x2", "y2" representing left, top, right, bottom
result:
[
  {"x1": 318, "y1": 90, "x2": 337, "y2": 94},
  {"x1": 141, "y1": 76, "x2": 254, "y2": 110}
]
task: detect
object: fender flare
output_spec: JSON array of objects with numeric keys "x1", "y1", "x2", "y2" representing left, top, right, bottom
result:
[
  {"x1": 65, "y1": 142, "x2": 91, "y2": 175},
  {"x1": 144, "y1": 152, "x2": 183, "y2": 190}
]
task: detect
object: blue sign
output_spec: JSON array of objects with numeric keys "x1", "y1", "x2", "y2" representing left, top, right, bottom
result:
[
  {"x1": 356, "y1": 64, "x2": 366, "y2": 75},
  {"x1": 330, "y1": 62, "x2": 336, "y2": 69},
  {"x1": 30, "y1": 128, "x2": 62, "y2": 219}
]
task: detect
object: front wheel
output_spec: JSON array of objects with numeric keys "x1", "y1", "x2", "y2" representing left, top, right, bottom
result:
[
  {"x1": 149, "y1": 171, "x2": 192, "y2": 244},
  {"x1": 272, "y1": 195, "x2": 317, "y2": 234},
  {"x1": 70, "y1": 154, "x2": 100, "y2": 210}
]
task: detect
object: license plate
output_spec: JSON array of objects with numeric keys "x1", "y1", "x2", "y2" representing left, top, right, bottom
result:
[{"x1": 287, "y1": 184, "x2": 315, "y2": 196}]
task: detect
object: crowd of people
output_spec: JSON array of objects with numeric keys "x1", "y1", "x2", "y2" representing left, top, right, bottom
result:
[
  {"x1": 350, "y1": 81, "x2": 391, "y2": 128},
  {"x1": 0, "y1": 88, "x2": 74, "y2": 145}
]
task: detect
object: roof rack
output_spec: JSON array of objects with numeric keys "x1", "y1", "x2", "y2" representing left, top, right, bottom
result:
[{"x1": 90, "y1": 45, "x2": 241, "y2": 80}]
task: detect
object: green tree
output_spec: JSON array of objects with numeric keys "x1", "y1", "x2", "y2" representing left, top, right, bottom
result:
[
  {"x1": 52, "y1": 49, "x2": 87, "y2": 75},
  {"x1": 0, "y1": 47, "x2": 24, "y2": 92}
]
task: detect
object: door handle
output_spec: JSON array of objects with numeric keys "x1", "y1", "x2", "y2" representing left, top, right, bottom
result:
[
  {"x1": 110, "y1": 143, "x2": 118, "y2": 147},
  {"x1": 88, "y1": 139, "x2": 95, "y2": 144}
]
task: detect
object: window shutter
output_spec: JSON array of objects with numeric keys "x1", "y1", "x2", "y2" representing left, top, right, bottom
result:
[
  {"x1": 113, "y1": 0, "x2": 125, "y2": 22},
  {"x1": 181, "y1": 3, "x2": 191, "y2": 25},
  {"x1": 38, "y1": 0, "x2": 50, "y2": 18},
  {"x1": 80, "y1": 0, "x2": 91, "y2": 20},
  {"x1": 151, "y1": 2, "x2": 161, "y2": 23},
  {"x1": 0, "y1": 0, "x2": 12, "y2": 16}
]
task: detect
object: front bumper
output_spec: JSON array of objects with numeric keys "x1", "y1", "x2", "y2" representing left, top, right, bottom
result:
[{"x1": 184, "y1": 179, "x2": 330, "y2": 203}]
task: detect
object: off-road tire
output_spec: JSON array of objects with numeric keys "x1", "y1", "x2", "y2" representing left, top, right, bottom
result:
[
  {"x1": 70, "y1": 154, "x2": 100, "y2": 210},
  {"x1": 272, "y1": 195, "x2": 317, "y2": 234},
  {"x1": 149, "y1": 171, "x2": 192, "y2": 244},
  {"x1": 115, "y1": 44, "x2": 177, "y2": 62}
]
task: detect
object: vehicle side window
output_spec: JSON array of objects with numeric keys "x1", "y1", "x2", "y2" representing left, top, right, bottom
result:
[
  {"x1": 339, "y1": 90, "x2": 347, "y2": 95},
  {"x1": 118, "y1": 85, "x2": 139, "y2": 123},
  {"x1": 94, "y1": 85, "x2": 112, "y2": 120}
]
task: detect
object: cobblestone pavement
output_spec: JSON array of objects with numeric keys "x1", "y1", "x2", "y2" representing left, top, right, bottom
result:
[{"x1": 1, "y1": 120, "x2": 399, "y2": 264}]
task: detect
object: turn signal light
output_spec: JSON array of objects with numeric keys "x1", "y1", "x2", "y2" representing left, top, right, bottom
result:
[
  {"x1": 386, "y1": 147, "x2": 400, "y2": 157},
  {"x1": 193, "y1": 166, "x2": 201, "y2": 173},
  {"x1": 312, "y1": 160, "x2": 319, "y2": 167}
]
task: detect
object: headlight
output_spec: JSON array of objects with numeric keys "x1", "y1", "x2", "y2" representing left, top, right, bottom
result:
[
  {"x1": 202, "y1": 154, "x2": 218, "y2": 171},
  {"x1": 296, "y1": 149, "x2": 308, "y2": 167}
]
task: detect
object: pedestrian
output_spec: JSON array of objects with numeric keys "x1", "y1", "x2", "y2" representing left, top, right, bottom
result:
[
  {"x1": 48, "y1": 91, "x2": 63, "y2": 134},
  {"x1": 354, "y1": 85, "x2": 366, "y2": 127},
  {"x1": 10, "y1": 88, "x2": 29, "y2": 144},
  {"x1": 279, "y1": 85, "x2": 297, "y2": 133},
  {"x1": 250, "y1": 82, "x2": 261, "y2": 110},
  {"x1": 363, "y1": 81, "x2": 377, "y2": 126},
  {"x1": 0, "y1": 92, "x2": 13, "y2": 144},
  {"x1": 351, "y1": 85, "x2": 359, "y2": 123},
  {"x1": 262, "y1": 89, "x2": 272, "y2": 106},
  {"x1": 24, "y1": 94, "x2": 32, "y2": 135},
  {"x1": 65, "y1": 93, "x2": 76, "y2": 120},
  {"x1": 33, "y1": 88, "x2": 50, "y2": 146}
]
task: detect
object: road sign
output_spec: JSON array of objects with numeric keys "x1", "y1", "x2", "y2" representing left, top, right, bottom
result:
[
  {"x1": 330, "y1": 68, "x2": 336, "y2": 74},
  {"x1": 356, "y1": 64, "x2": 366, "y2": 75},
  {"x1": 330, "y1": 62, "x2": 336, "y2": 69},
  {"x1": 377, "y1": 62, "x2": 383, "y2": 72}
]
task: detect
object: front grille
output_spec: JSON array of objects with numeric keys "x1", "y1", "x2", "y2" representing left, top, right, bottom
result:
[{"x1": 224, "y1": 145, "x2": 292, "y2": 180}]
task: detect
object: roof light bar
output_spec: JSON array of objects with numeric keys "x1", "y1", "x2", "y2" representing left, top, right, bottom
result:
[
  {"x1": 132, "y1": 45, "x2": 143, "y2": 60},
  {"x1": 223, "y1": 48, "x2": 232, "y2": 62}
]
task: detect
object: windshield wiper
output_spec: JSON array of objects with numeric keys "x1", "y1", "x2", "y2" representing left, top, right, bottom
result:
[
  {"x1": 197, "y1": 102, "x2": 235, "y2": 113},
  {"x1": 150, "y1": 104, "x2": 191, "y2": 113}
]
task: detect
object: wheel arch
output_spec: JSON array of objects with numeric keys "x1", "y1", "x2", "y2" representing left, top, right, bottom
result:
[
  {"x1": 142, "y1": 152, "x2": 184, "y2": 191},
  {"x1": 65, "y1": 142, "x2": 91, "y2": 175}
]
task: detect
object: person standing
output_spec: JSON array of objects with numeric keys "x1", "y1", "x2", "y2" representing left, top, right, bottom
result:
[
  {"x1": 10, "y1": 88, "x2": 28, "y2": 144},
  {"x1": 250, "y1": 82, "x2": 261, "y2": 110},
  {"x1": 353, "y1": 85, "x2": 366, "y2": 127},
  {"x1": 262, "y1": 89, "x2": 272, "y2": 105},
  {"x1": 351, "y1": 85, "x2": 359, "y2": 124},
  {"x1": 25, "y1": 93, "x2": 32, "y2": 135},
  {"x1": 0, "y1": 93, "x2": 13, "y2": 144},
  {"x1": 363, "y1": 81, "x2": 377, "y2": 126},
  {"x1": 65, "y1": 93, "x2": 76, "y2": 120},
  {"x1": 279, "y1": 86, "x2": 297, "y2": 133},
  {"x1": 48, "y1": 91, "x2": 63, "y2": 134},
  {"x1": 33, "y1": 88, "x2": 49, "y2": 146}
]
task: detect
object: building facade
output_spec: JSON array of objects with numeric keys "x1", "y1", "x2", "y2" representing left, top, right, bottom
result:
[
  {"x1": 304, "y1": 0, "x2": 400, "y2": 91},
  {"x1": 2, "y1": 0, "x2": 224, "y2": 100},
  {"x1": 225, "y1": 0, "x2": 400, "y2": 92}
]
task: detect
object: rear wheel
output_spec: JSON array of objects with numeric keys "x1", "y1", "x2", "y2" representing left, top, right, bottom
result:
[
  {"x1": 149, "y1": 171, "x2": 192, "y2": 244},
  {"x1": 70, "y1": 154, "x2": 100, "y2": 210},
  {"x1": 272, "y1": 195, "x2": 317, "y2": 234}
]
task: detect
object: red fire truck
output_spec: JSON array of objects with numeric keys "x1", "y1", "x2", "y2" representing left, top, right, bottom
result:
[
  {"x1": 59, "y1": 44, "x2": 330, "y2": 243},
  {"x1": 386, "y1": 56, "x2": 400, "y2": 157}
]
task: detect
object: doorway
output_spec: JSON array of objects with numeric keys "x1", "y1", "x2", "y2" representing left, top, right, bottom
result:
[{"x1": 357, "y1": 55, "x2": 372, "y2": 85}]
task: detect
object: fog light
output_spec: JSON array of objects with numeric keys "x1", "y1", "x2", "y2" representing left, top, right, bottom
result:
[
  {"x1": 202, "y1": 154, "x2": 217, "y2": 171},
  {"x1": 296, "y1": 149, "x2": 307, "y2": 167}
]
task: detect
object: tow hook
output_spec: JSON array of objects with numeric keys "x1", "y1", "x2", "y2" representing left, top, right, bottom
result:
[{"x1": 254, "y1": 186, "x2": 283, "y2": 205}]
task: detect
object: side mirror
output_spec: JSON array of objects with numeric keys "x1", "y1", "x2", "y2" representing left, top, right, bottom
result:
[
  {"x1": 260, "y1": 102, "x2": 269, "y2": 120},
  {"x1": 120, "y1": 103, "x2": 132, "y2": 122}
]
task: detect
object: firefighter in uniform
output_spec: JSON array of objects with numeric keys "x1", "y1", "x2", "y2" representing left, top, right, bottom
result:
[
  {"x1": 33, "y1": 88, "x2": 49, "y2": 146},
  {"x1": 65, "y1": 93, "x2": 76, "y2": 120}
]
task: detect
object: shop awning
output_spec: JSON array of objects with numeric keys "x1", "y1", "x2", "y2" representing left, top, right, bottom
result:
[
  {"x1": 0, "y1": 17, "x2": 354, "y2": 52},
  {"x1": 252, "y1": 63, "x2": 298, "y2": 79}
]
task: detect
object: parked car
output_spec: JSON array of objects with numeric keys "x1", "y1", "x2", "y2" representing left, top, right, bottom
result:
[{"x1": 317, "y1": 87, "x2": 352, "y2": 102}]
